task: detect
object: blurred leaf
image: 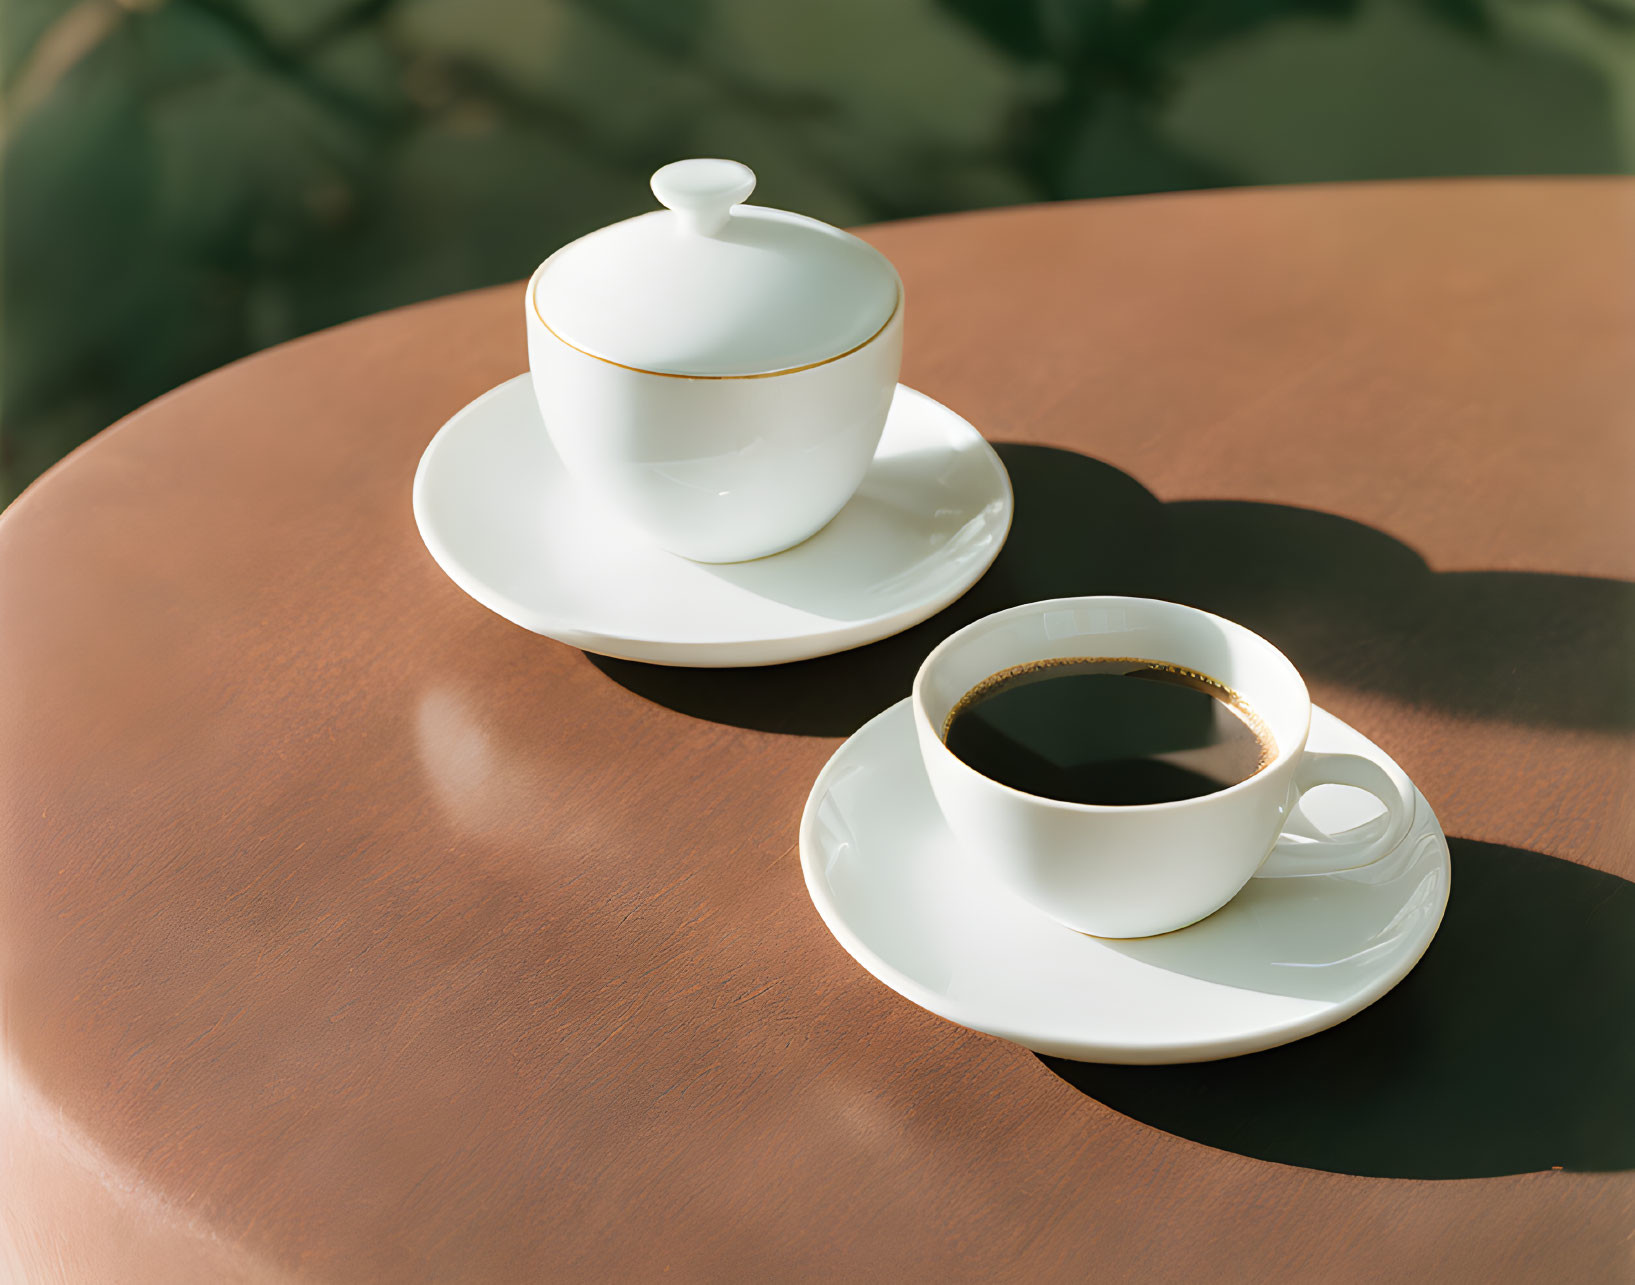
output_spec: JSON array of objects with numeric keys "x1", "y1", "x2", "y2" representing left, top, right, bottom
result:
[
  {"x1": 1046, "y1": 87, "x2": 1234, "y2": 195},
  {"x1": 1163, "y1": 0, "x2": 1622, "y2": 183},
  {"x1": 3, "y1": 0, "x2": 83, "y2": 85},
  {"x1": 4, "y1": 26, "x2": 156, "y2": 421},
  {"x1": 1418, "y1": 0, "x2": 1494, "y2": 35},
  {"x1": 579, "y1": 0, "x2": 710, "y2": 56},
  {"x1": 938, "y1": 0, "x2": 1055, "y2": 60}
]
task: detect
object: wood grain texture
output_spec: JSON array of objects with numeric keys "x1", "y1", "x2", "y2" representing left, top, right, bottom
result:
[{"x1": 2, "y1": 179, "x2": 1632, "y2": 1282}]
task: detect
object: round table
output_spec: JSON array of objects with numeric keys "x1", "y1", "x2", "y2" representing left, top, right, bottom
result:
[{"x1": 3, "y1": 179, "x2": 1632, "y2": 1283}]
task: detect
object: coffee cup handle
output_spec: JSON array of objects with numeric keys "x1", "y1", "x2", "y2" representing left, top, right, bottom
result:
[{"x1": 1253, "y1": 750, "x2": 1416, "y2": 879}]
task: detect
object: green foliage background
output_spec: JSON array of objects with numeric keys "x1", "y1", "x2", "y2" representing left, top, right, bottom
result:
[{"x1": 3, "y1": 0, "x2": 1632, "y2": 503}]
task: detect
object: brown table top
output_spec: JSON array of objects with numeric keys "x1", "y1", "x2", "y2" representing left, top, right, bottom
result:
[{"x1": 3, "y1": 178, "x2": 1633, "y2": 1283}]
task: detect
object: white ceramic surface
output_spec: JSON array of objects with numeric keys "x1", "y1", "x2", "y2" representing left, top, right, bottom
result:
[
  {"x1": 913, "y1": 597, "x2": 1416, "y2": 937},
  {"x1": 536, "y1": 158, "x2": 898, "y2": 375},
  {"x1": 527, "y1": 158, "x2": 904, "y2": 562},
  {"x1": 413, "y1": 376, "x2": 1011, "y2": 667},
  {"x1": 801, "y1": 699, "x2": 1451, "y2": 1064}
]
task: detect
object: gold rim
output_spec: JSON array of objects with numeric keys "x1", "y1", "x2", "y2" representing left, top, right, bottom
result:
[{"x1": 529, "y1": 273, "x2": 901, "y2": 381}]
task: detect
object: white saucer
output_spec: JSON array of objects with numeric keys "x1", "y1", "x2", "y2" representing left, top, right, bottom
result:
[
  {"x1": 801, "y1": 700, "x2": 1450, "y2": 1064},
  {"x1": 412, "y1": 376, "x2": 1012, "y2": 666}
]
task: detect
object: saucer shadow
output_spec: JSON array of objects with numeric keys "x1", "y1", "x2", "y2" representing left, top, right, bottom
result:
[
  {"x1": 586, "y1": 444, "x2": 1170, "y2": 735},
  {"x1": 1043, "y1": 839, "x2": 1635, "y2": 1179},
  {"x1": 588, "y1": 444, "x2": 1635, "y2": 737}
]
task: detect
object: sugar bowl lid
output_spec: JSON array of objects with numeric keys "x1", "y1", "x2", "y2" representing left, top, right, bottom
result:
[{"x1": 531, "y1": 159, "x2": 900, "y2": 378}]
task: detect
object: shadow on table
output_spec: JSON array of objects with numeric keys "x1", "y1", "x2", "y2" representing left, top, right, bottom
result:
[
  {"x1": 1042, "y1": 839, "x2": 1635, "y2": 1179},
  {"x1": 585, "y1": 448, "x2": 1635, "y2": 1179},
  {"x1": 588, "y1": 444, "x2": 1635, "y2": 737}
]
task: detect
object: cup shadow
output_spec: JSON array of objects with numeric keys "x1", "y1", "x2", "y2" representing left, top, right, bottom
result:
[
  {"x1": 588, "y1": 444, "x2": 1635, "y2": 737},
  {"x1": 1042, "y1": 838, "x2": 1635, "y2": 1179}
]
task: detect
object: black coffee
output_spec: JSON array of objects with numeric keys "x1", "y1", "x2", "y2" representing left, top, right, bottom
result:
[{"x1": 943, "y1": 658, "x2": 1274, "y2": 806}]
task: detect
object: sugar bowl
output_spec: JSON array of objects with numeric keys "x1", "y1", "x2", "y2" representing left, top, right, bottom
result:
[{"x1": 526, "y1": 158, "x2": 903, "y2": 563}]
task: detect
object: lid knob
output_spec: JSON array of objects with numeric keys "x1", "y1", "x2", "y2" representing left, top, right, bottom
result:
[{"x1": 650, "y1": 158, "x2": 756, "y2": 238}]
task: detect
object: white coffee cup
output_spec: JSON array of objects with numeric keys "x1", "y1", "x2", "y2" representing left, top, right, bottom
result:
[{"x1": 912, "y1": 596, "x2": 1415, "y2": 938}]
